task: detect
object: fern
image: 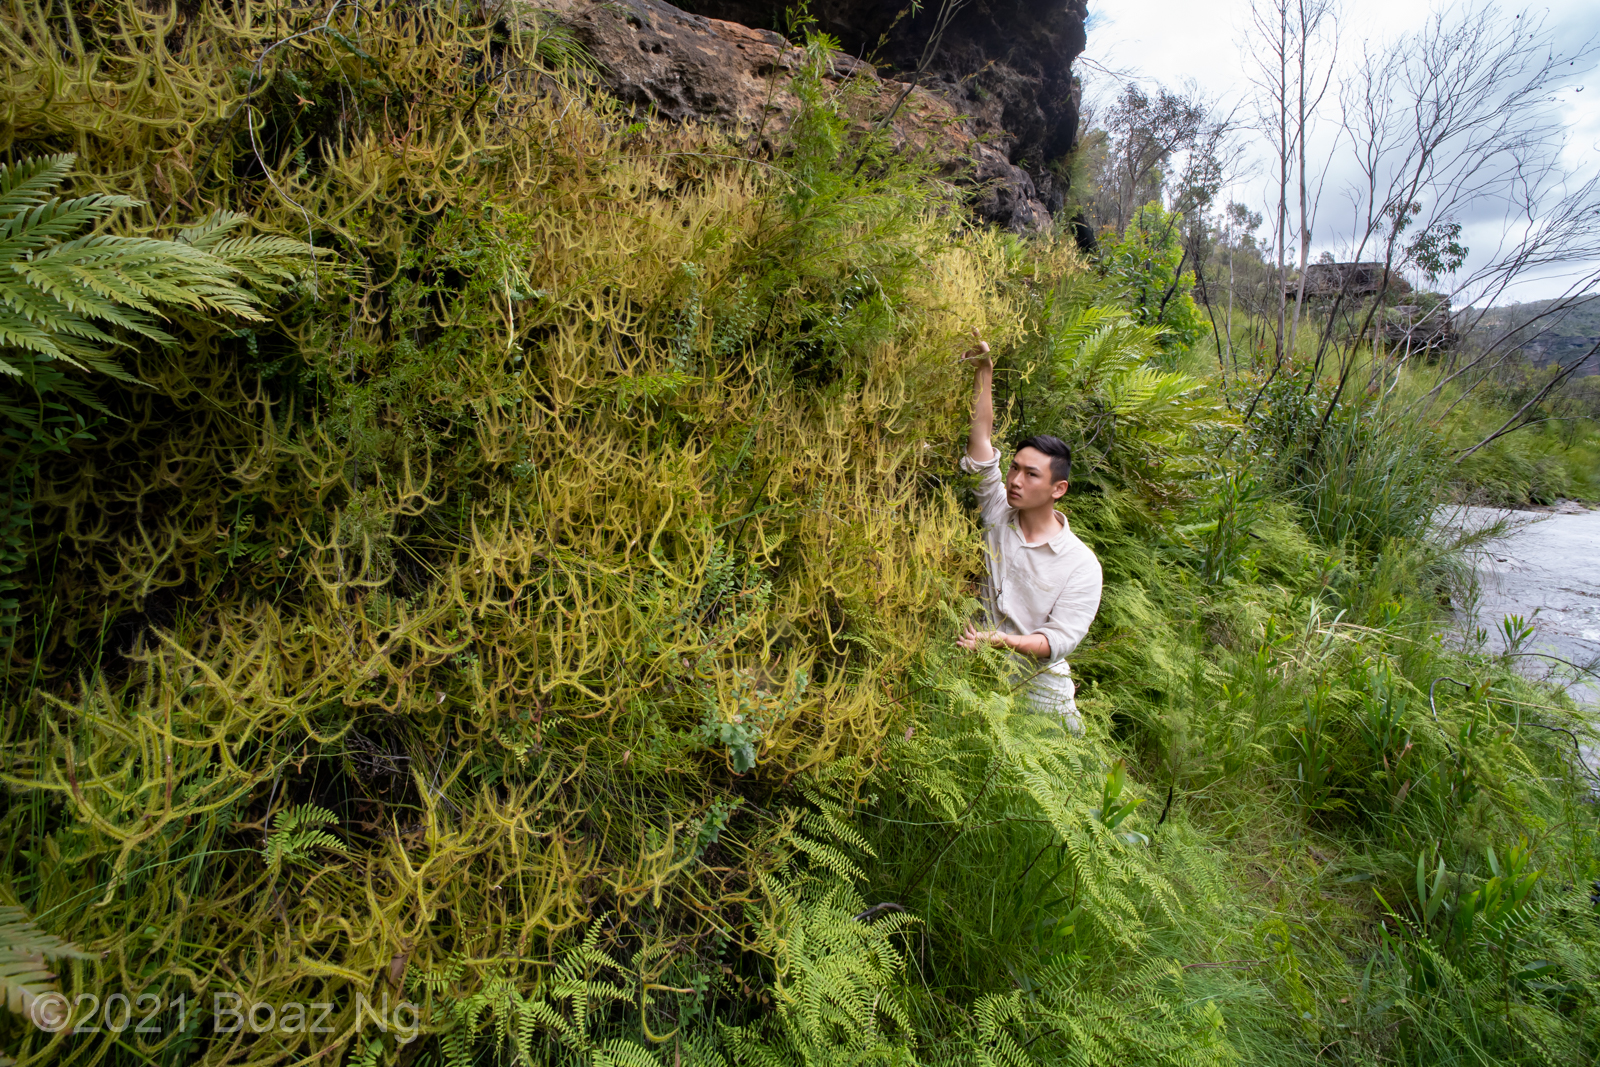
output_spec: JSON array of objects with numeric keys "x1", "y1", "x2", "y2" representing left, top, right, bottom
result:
[
  {"x1": 0, "y1": 153, "x2": 308, "y2": 397},
  {"x1": 1008, "y1": 288, "x2": 1230, "y2": 507},
  {"x1": 345, "y1": 1038, "x2": 383, "y2": 1067},
  {"x1": 718, "y1": 780, "x2": 922, "y2": 1064},
  {"x1": 0, "y1": 152, "x2": 311, "y2": 646},
  {"x1": 971, "y1": 992, "x2": 1033, "y2": 1067},
  {"x1": 262, "y1": 804, "x2": 349, "y2": 873},
  {"x1": 431, "y1": 919, "x2": 658, "y2": 1067},
  {"x1": 729, "y1": 868, "x2": 920, "y2": 1063},
  {"x1": 0, "y1": 903, "x2": 97, "y2": 1023}
]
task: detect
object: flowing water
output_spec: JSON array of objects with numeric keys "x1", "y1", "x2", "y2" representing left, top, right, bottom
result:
[
  {"x1": 1443, "y1": 502, "x2": 1600, "y2": 702},
  {"x1": 1439, "y1": 502, "x2": 1600, "y2": 771}
]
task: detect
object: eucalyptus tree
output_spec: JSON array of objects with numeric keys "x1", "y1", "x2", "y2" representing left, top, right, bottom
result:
[
  {"x1": 1086, "y1": 81, "x2": 1231, "y2": 237},
  {"x1": 1243, "y1": 0, "x2": 1338, "y2": 380}
]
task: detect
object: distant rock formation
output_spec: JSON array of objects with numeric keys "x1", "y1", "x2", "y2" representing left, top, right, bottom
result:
[
  {"x1": 1382, "y1": 303, "x2": 1456, "y2": 353},
  {"x1": 534, "y1": 0, "x2": 1087, "y2": 233},
  {"x1": 1464, "y1": 295, "x2": 1600, "y2": 375},
  {"x1": 1286, "y1": 262, "x2": 1413, "y2": 300}
]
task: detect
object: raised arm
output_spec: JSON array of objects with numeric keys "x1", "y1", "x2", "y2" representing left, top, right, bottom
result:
[{"x1": 963, "y1": 329, "x2": 995, "y2": 463}]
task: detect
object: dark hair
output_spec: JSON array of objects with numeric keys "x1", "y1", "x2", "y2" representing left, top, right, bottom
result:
[{"x1": 1014, "y1": 434, "x2": 1072, "y2": 487}]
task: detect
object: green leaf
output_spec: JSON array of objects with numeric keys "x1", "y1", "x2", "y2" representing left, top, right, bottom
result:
[
  {"x1": 0, "y1": 154, "x2": 314, "y2": 410},
  {"x1": 0, "y1": 904, "x2": 96, "y2": 1021}
]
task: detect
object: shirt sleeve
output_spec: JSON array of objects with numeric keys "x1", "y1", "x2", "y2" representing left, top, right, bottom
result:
[
  {"x1": 1035, "y1": 555, "x2": 1103, "y2": 662},
  {"x1": 958, "y1": 450, "x2": 1011, "y2": 529}
]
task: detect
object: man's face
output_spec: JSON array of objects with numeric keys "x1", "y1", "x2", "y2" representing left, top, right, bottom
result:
[{"x1": 1006, "y1": 446, "x2": 1068, "y2": 511}]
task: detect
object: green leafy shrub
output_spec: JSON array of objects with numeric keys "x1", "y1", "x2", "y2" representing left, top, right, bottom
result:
[{"x1": 1097, "y1": 201, "x2": 1208, "y2": 355}]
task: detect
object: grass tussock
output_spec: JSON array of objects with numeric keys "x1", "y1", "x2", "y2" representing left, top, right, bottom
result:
[{"x1": 1, "y1": 3, "x2": 1598, "y2": 1066}]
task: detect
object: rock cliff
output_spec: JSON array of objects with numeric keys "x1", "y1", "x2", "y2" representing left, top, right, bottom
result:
[
  {"x1": 677, "y1": 1, "x2": 1087, "y2": 195},
  {"x1": 536, "y1": 0, "x2": 1087, "y2": 232}
]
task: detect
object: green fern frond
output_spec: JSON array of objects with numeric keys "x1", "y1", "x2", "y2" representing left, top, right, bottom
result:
[
  {"x1": 271, "y1": 802, "x2": 341, "y2": 833},
  {"x1": 592, "y1": 1039, "x2": 662, "y2": 1067},
  {"x1": 0, "y1": 904, "x2": 97, "y2": 1019},
  {"x1": 799, "y1": 807, "x2": 875, "y2": 860},
  {"x1": 427, "y1": 917, "x2": 661, "y2": 1066},
  {"x1": 786, "y1": 833, "x2": 866, "y2": 884},
  {"x1": 0, "y1": 154, "x2": 313, "y2": 400},
  {"x1": 1052, "y1": 303, "x2": 1130, "y2": 354},
  {"x1": 744, "y1": 858, "x2": 920, "y2": 1061},
  {"x1": 346, "y1": 1038, "x2": 383, "y2": 1067},
  {"x1": 972, "y1": 992, "x2": 1033, "y2": 1067},
  {"x1": 0, "y1": 155, "x2": 79, "y2": 212},
  {"x1": 263, "y1": 804, "x2": 348, "y2": 871},
  {"x1": 175, "y1": 213, "x2": 311, "y2": 294}
]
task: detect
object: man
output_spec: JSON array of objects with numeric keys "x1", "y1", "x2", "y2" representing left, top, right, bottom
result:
[{"x1": 955, "y1": 331, "x2": 1103, "y2": 732}]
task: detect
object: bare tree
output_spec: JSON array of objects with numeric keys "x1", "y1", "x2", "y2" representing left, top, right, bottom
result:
[
  {"x1": 1218, "y1": 202, "x2": 1266, "y2": 376},
  {"x1": 1221, "y1": 2, "x2": 1599, "y2": 457},
  {"x1": 1246, "y1": 0, "x2": 1338, "y2": 368},
  {"x1": 1317, "y1": 4, "x2": 1600, "y2": 455}
]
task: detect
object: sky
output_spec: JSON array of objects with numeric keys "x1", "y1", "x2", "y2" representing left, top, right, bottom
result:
[{"x1": 1082, "y1": 1, "x2": 1600, "y2": 305}]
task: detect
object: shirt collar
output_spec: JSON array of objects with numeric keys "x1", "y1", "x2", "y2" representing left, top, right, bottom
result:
[
  {"x1": 1010, "y1": 510, "x2": 1072, "y2": 553},
  {"x1": 1046, "y1": 511, "x2": 1073, "y2": 552}
]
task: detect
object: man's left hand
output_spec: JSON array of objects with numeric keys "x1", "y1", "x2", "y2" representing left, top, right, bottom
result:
[{"x1": 957, "y1": 622, "x2": 1007, "y2": 652}]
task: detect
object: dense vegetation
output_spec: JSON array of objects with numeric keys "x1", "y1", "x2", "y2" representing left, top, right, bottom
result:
[{"x1": 1, "y1": 4, "x2": 1598, "y2": 1067}]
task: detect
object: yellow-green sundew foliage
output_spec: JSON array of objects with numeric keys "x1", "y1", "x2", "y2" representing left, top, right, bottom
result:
[{"x1": 0, "y1": 2, "x2": 1059, "y2": 1064}]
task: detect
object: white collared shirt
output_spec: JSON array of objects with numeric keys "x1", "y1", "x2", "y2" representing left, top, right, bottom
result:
[{"x1": 959, "y1": 451, "x2": 1103, "y2": 691}]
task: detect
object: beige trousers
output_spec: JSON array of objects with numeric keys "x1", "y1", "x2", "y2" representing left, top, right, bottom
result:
[{"x1": 1024, "y1": 671, "x2": 1082, "y2": 734}]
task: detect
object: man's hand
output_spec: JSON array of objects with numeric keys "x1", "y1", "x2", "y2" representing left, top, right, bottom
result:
[
  {"x1": 957, "y1": 622, "x2": 1050, "y2": 658},
  {"x1": 957, "y1": 621, "x2": 1004, "y2": 652},
  {"x1": 957, "y1": 326, "x2": 992, "y2": 369}
]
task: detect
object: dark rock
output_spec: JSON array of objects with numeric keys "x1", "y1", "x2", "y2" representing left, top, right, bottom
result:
[
  {"x1": 965, "y1": 142, "x2": 1051, "y2": 232},
  {"x1": 533, "y1": 0, "x2": 1080, "y2": 232},
  {"x1": 672, "y1": 0, "x2": 1089, "y2": 222},
  {"x1": 1382, "y1": 303, "x2": 1456, "y2": 352}
]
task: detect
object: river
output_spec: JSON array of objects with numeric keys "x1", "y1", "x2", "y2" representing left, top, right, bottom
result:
[{"x1": 1441, "y1": 502, "x2": 1600, "y2": 711}]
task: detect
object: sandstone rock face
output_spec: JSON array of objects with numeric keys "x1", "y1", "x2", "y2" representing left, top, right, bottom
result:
[
  {"x1": 534, "y1": 0, "x2": 1070, "y2": 232},
  {"x1": 1383, "y1": 303, "x2": 1456, "y2": 352},
  {"x1": 1288, "y1": 262, "x2": 1414, "y2": 299},
  {"x1": 536, "y1": 0, "x2": 852, "y2": 132},
  {"x1": 671, "y1": 0, "x2": 1088, "y2": 223}
]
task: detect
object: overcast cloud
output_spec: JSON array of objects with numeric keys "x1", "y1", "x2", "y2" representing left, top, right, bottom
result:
[{"x1": 1083, "y1": 1, "x2": 1600, "y2": 304}]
